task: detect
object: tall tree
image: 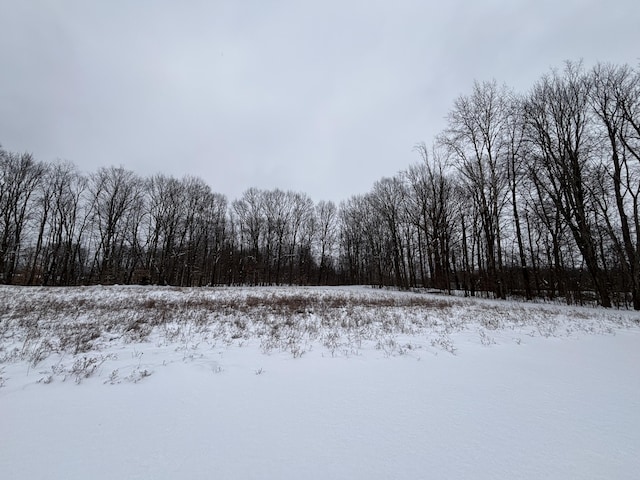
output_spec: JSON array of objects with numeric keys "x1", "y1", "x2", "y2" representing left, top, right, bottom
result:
[
  {"x1": 316, "y1": 200, "x2": 337, "y2": 284},
  {"x1": 439, "y1": 80, "x2": 510, "y2": 299},
  {"x1": 504, "y1": 96, "x2": 533, "y2": 299},
  {"x1": 28, "y1": 161, "x2": 89, "y2": 285},
  {"x1": 590, "y1": 62, "x2": 640, "y2": 308},
  {"x1": 0, "y1": 149, "x2": 45, "y2": 284},
  {"x1": 524, "y1": 61, "x2": 612, "y2": 307},
  {"x1": 232, "y1": 188, "x2": 264, "y2": 285},
  {"x1": 406, "y1": 144, "x2": 456, "y2": 291},
  {"x1": 88, "y1": 166, "x2": 144, "y2": 283},
  {"x1": 287, "y1": 192, "x2": 314, "y2": 284},
  {"x1": 369, "y1": 176, "x2": 409, "y2": 289}
]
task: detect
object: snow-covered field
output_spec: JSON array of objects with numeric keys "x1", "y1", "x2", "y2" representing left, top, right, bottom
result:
[{"x1": 1, "y1": 285, "x2": 639, "y2": 479}]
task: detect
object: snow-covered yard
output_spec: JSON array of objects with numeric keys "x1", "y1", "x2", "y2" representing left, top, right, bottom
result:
[{"x1": 1, "y1": 285, "x2": 639, "y2": 479}]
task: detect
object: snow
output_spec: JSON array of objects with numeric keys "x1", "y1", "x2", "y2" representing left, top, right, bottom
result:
[{"x1": 1, "y1": 286, "x2": 639, "y2": 479}]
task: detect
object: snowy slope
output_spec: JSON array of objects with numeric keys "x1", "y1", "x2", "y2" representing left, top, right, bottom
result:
[{"x1": 1, "y1": 286, "x2": 639, "y2": 479}]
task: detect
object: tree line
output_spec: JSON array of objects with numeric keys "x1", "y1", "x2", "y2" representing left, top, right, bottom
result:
[{"x1": 1, "y1": 61, "x2": 639, "y2": 308}]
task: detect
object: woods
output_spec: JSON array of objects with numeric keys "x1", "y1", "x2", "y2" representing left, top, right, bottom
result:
[{"x1": 1, "y1": 61, "x2": 640, "y2": 308}]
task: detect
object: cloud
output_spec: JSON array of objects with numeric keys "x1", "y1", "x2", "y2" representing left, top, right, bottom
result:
[{"x1": 1, "y1": 0, "x2": 639, "y2": 202}]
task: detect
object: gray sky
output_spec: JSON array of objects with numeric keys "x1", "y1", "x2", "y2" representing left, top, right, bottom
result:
[{"x1": 1, "y1": 1, "x2": 639, "y2": 203}]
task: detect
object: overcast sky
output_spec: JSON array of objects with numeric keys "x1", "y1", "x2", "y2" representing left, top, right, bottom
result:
[{"x1": 1, "y1": 1, "x2": 639, "y2": 203}]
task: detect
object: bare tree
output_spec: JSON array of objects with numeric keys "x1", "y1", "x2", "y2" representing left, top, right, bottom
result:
[
  {"x1": 504, "y1": 95, "x2": 533, "y2": 299},
  {"x1": 26, "y1": 161, "x2": 54, "y2": 284},
  {"x1": 590, "y1": 62, "x2": 640, "y2": 308},
  {"x1": 232, "y1": 188, "x2": 264, "y2": 285},
  {"x1": 0, "y1": 149, "x2": 45, "y2": 284},
  {"x1": 179, "y1": 176, "x2": 221, "y2": 286},
  {"x1": 287, "y1": 192, "x2": 314, "y2": 284},
  {"x1": 316, "y1": 200, "x2": 337, "y2": 284},
  {"x1": 88, "y1": 166, "x2": 144, "y2": 283},
  {"x1": 201, "y1": 191, "x2": 228, "y2": 286},
  {"x1": 338, "y1": 196, "x2": 368, "y2": 284},
  {"x1": 261, "y1": 189, "x2": 292, "y2": 285},
  {"x1": 406, "y1": 144, "x2": 457, "y2": 291},
  {"x1": 439, "y1": 80, "x2": 510, "y2": 299},
  {"x1": 144, "y1": 174, "x2": 183, "y2": 284},
  {"x1": 27, "y1": 161, "x2": 89, "y2": 285},
  {"x1": 524, "y1": 61, "x2": 612, "y2": 307},
  {"x1": 369, "y1": 176, "x2": 410, "y2": 289}
]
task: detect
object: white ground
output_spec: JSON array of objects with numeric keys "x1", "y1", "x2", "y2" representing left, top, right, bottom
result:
[{"x1": 1, "y1": 286, "x2": 639, "y2": 479}]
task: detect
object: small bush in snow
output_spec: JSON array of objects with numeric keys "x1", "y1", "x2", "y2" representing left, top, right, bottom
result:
[
  {"x1": 124, "y1": 368, "x2": 152, "y2": 383},
  {"x1": 479, "y1": 329, "x2": 496, "y2": 346}
]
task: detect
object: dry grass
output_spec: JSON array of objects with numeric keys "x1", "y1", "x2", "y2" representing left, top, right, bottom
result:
[{"x1": 0, "y1": 285, "x2": 636, "y2": 376}]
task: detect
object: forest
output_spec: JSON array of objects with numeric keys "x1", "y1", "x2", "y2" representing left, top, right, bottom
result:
[{"x1": 1, "y1": 61, "x2": 639, "y2": 309}]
